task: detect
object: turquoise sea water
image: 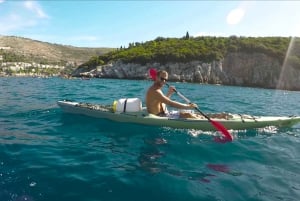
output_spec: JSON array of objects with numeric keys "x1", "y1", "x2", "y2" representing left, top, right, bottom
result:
[{"x1": 1, "y1": 77, "x2": 300, "y2": 201}]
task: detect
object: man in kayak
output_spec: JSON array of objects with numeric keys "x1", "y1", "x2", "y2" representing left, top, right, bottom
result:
[{"x1": 146, "y1": 70, "x2": 201, "y2": 118}]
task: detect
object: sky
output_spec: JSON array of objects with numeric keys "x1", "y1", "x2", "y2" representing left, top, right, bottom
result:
[{"x1": 0, "y1": 0, "x2": 300, "y2": 48}]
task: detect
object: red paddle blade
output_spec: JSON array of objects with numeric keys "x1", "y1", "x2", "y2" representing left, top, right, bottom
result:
[
  {"x1": 210, "y1": 120, "x2": 233, "y2": 142},
  {"x1": 149, "y1": 68, "x2": 157, "y2": 80}
]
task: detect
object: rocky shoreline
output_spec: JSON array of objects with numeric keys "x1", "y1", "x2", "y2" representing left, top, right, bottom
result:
[
  {"x1": 72, "y1": 52, "x2": 300, "y2": 91},
  {"x1": 2, "y1": 52, "x2": 300, "y2": 91}
]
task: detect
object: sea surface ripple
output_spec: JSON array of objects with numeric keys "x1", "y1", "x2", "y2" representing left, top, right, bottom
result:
[{"x1": 0, "y1": 77, "x2": 300, "y2": 201}]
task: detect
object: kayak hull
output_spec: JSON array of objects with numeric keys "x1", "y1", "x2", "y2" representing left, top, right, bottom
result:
[{"x1": 57, "y1": 100, "x2": 300, "y2": 131}]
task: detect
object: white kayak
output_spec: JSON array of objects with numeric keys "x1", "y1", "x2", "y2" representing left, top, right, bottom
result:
[{"x1": 57, "y1": 100, "x2": 300, "y2": 131}]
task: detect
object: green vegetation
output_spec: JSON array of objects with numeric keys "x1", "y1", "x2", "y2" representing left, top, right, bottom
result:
[
  {"x1": 80, "y1": 36, "x2": 300, "y2": 70},
  {"x1": 0, "y1": 50, "x2": 66, "y2": 65},
  {"x1": 0, "y1": 50, "x2": 27, "y2": 62}
]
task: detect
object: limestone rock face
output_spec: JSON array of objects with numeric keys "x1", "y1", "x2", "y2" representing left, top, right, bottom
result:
[
  {"x1": 222, "y1": 53, "x2": 300, "y2": 90},
  {"x1": 74, "y1": 53, "x2": 300, "y2": 91}
]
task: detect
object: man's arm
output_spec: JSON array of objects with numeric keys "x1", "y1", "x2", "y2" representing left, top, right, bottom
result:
[{"x1": 156, "y1": 90, "x2": 192, "y2": 109}]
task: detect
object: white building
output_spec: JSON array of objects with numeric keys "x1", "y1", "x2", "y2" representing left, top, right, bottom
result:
[{"x1": 0, "y1": 46, "x2": 11, "y2": 50}]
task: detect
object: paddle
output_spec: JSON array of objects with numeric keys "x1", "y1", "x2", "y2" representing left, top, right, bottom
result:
[{"x1": 149, "y1": 68, "x2": 233, "y2": 142}]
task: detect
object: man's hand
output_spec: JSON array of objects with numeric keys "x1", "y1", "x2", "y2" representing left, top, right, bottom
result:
[
  {"x1": 168, "y1": 86, "x2": 176, "y2": 93},
  {"x1": 166, "y1": 86, "x2": 176, "y2": 97},
  {"x1": 188, "y1": 103, "x2": 198, "y2": 109}
]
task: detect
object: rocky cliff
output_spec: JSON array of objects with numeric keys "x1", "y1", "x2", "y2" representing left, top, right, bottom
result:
[{"x1": 72, "y1": 52, "x2": 300, "y2": 91}]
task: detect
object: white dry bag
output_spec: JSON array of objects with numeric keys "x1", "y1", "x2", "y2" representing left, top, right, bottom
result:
[{"x1": 112, "y1": 98, "x2": 142, "y2": 113}]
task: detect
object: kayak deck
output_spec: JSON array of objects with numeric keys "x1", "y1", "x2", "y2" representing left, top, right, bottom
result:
[{"x1": 57, "y1": 100, "x2": 300, "y2": 131}]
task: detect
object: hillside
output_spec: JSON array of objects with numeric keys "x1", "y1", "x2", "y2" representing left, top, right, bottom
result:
[
  {"x1": 74, "y1": 36, "x2": 300, "y2": 90},
  {"x1": 0, "y1": 36, "x2": 114, "y2": 65},
  {"x1": 79, "y1": 36, "x2": 300, "y2": 69}
]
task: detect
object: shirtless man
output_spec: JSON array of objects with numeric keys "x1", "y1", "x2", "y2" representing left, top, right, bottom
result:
[{"x1": 145, "y1": 70, "x2": 199, "y2": 118}]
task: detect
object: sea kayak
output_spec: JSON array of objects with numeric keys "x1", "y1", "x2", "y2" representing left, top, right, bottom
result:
[{"x1": 57, "y1": 100, "x2": 300, "y2": 131}]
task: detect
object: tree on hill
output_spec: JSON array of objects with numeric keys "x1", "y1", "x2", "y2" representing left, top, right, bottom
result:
[{"x1": 185, "y1": 31, "x2": 190, "y2": 39}]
